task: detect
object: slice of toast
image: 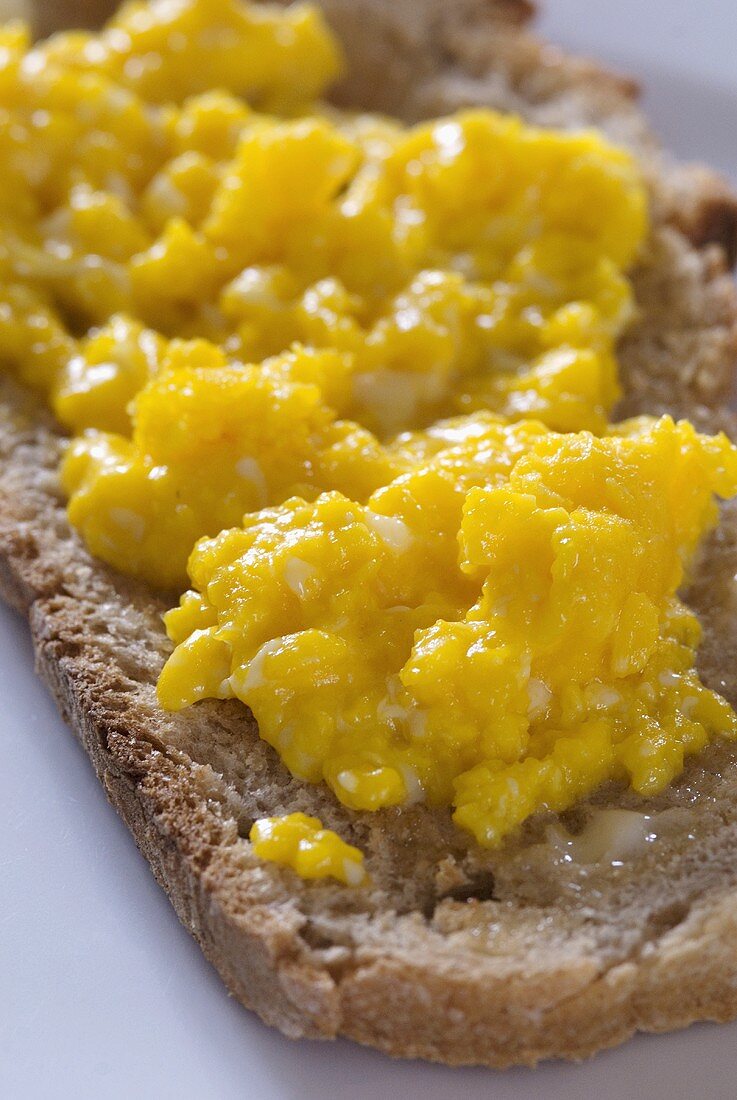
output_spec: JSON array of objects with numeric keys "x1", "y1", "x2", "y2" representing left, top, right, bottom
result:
[{"x1": 3, "y1": 0, "x2": 737, "y2": 1066}]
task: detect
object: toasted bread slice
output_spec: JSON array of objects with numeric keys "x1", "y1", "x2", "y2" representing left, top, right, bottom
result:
[{"x1": 3, "y1": 0, "x2": 737, "y2": 1066}]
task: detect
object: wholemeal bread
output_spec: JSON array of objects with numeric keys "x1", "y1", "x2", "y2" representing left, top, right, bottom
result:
[{"x1": 4, "y1": 0, "x2": 737, "y2": 1067}]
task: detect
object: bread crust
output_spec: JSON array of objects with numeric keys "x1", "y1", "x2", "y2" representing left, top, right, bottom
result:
[{"x1": 4, "y1": 0, "x2": 737, "y2": 1066}]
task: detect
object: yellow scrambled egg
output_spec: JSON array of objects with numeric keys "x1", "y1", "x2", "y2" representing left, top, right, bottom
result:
[
  {"x1": 249, "y1": 813, "x2": 366, "y2": 885},
  {"x1": 159, "y1": 416, "x2": 737, "y2": 847},
  {"x1": 2, "y1": 0, "x2": 736, "y2": 873}
]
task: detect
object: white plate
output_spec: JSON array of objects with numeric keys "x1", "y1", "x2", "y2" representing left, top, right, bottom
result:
[{"x1": 2, "y1": 3, "x2": 737, "y2": 1097}]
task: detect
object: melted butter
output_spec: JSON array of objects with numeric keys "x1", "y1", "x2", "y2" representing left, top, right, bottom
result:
[
  {"x1": 546, "y1": 806, "x2": 697, "y2": 867},
  {"x1": 547, "y1": 809, "x2": 656, "y2": 865}
]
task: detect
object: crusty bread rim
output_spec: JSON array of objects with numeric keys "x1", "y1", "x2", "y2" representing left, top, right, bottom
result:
[{"x1": 3, "y1": 0, "x2": 737, "y2": 1067}]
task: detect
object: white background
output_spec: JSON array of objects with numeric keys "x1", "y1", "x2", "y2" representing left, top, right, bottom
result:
[{"x1": 2, "y1": 2, "x2": 737, "y2": 1097}]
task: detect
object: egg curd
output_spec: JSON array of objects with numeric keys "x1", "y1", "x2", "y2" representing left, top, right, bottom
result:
[
  {"x1": 159, "y1": 415, "x2": 737, "y2": 847},
  {"x1": 249, "y1": 813, "x2": 367, "y2": 886},
  {"x1": 2, "y1": 0, "x2": 737, "y2": 877}
]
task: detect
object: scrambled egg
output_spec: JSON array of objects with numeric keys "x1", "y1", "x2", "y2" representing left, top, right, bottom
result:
[
  {"x1": 2, "y1": 0, "x2": 736, "y2": 867},
  {"x1": 63, "y1": 344, "x2": 399, "y2": 588},
  {"x1": 159, "y1": 416, "x2": 737, "y2": 847},
  {"x1": 249, "y1": 813, "x2": 367, "y2": 885}
]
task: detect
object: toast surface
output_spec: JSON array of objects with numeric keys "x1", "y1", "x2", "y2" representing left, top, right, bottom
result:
[{"x1": 4, "y1": 0, "x2": 737, "y2": 1066}]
